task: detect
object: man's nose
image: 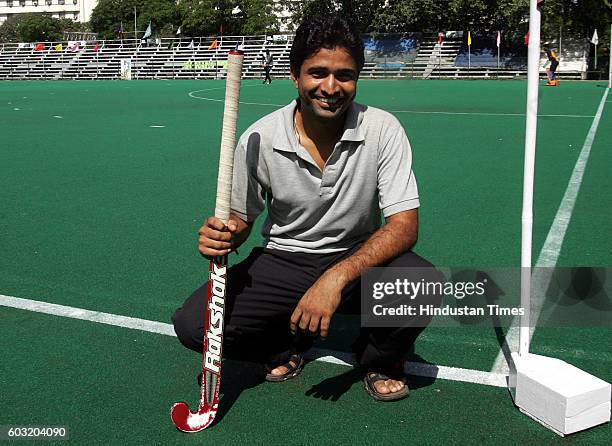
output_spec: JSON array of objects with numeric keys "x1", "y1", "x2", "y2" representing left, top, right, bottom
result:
[{"x1": 320, "y1": 75, "x2": 340, "y2": 95}]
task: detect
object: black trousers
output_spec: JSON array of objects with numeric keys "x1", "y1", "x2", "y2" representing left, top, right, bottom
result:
[
  {"x1": 263, "y1": 67, "x2": 272, "y2": 83},
  {"x1": 172, "y1": 245, "x2": 442, "y2": 370}
]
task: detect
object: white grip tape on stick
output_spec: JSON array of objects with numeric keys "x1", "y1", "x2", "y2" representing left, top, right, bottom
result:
[{"x1": 215, "y1": 52, "x2": 244, "y2": 224}]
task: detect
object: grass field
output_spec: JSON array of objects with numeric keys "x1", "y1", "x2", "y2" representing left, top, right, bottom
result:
[{"x1": 1, "y1": 78, "x2": 611, "y2": 445}]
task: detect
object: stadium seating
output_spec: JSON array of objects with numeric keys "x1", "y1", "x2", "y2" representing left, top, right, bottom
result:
[
  {"x1": 453, "y1": 34, "x2": 588, "y2": 80},
  {"x1": 0, "y1": 33, "x2": 588, "y2": 80}
]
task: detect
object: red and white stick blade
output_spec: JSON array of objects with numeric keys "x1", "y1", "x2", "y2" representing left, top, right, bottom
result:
[{"x1": 170, "y1": 401, "x2": 217, "y2": 433}]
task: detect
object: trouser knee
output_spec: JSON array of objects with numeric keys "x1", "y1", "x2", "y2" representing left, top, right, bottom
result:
[{"x1": 171, "y1": 307, "x2": 203, "y2": 353}]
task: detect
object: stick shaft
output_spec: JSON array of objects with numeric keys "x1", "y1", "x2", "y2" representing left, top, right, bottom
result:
[
  {"x1": 170, "y1": 51, "x2": 244, "y2": 433},
  {"x1": 198, "y1": 50, "x2": 244, "y2": 418},
  {"x1": 199, "y1": 256, "x2": 227, "y2": 408},
  {"x1": 215, "y1": 52, "x2": 244, "y2": 224}
]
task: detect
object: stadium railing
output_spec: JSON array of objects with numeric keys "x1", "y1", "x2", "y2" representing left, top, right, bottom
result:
[
  {"x1": 453, "y1": 35, "x2": 588, "y2": 80},
  {"x1": 0, "y1": 33, "x2": 590, "y2": 81}
]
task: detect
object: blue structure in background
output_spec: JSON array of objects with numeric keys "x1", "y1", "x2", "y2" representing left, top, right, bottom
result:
[
  {"x1": 455, "y1": 34, "x2": 528, "y2": 69},
  {"x1": 363, "y1": 33, "x2": 421, "y2": 70}
]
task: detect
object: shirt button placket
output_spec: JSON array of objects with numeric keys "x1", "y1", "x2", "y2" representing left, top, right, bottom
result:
[{"x1": 320, "y1": 151, "x2": 339, "y2": 196}]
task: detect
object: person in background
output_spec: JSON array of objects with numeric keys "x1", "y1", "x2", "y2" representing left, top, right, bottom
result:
[
  {"x1": 261, "y1": 49, "x2": 274, "y2": 84},
  {"x1": 543, "y1": 43, "x2": 559, "y2": 86}
]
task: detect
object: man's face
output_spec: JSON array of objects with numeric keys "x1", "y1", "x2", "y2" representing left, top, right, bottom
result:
[{"x1": 291, "y1": 46, "x2": 358, "y2": 122}]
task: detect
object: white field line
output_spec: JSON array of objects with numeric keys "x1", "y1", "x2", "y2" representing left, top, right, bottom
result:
[
  {"x1": 0, "y1": 294, "x2": 507, "y2": 388},
  {"x1": 188, "y1": 90, "x2": 595, "y2": 119},
  {"x1": 187, "y1": 88, "x2": 593, "y2": 119},
  {"x1": 391, "y1": 110, "x2": 594, "y2": 118},
  {"x1": 189, "y1": 95, "x2": 286, "y2": 107},
  {"x1": 0, "y1": 294, "x2": 176, "y2": 336},
  {"x1": 491, "y1": 87, "x2": 610, "y2": 374},
  {"x1": 308, "y1": 348, "x2": 507, "y2": 387},
  {"x1": 187, "y1": 83, "x2": 279, "y2": 106}
]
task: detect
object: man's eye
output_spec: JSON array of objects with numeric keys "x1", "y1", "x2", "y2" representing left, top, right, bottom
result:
[
  {"x1": 310, "y1": 70, "x2": 327, "y2": 78},
  {"x1": 336, "y1": 73, "x2": 356, "y2": 82}
]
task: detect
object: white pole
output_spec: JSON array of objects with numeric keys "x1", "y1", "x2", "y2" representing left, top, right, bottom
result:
[
  {"x1": 134, "y1": 7, "x2": 137, "y2": 45},
  {"x1": 559, "y1": 24, "x2": 562, "y2": 62},
  {"x1": 519, "y1": 0, "x2": 542, "y2": 357},
  {"x1": 609, "y1": 23, "x2": 611, "y2": 88}
]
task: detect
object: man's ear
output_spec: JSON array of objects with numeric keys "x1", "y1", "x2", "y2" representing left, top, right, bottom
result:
[{"x1": 290, "y1": 70, "x2": 299, "y2": 87}]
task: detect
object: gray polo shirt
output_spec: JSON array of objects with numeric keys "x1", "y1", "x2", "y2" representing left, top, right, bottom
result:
[{"x1": 231, "y1": 100, "x2": 419, "y2": 253}]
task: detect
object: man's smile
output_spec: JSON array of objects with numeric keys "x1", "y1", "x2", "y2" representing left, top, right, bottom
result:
[
  {"x1": 317, "y1": 96, "x2": 341, "y2": 104},
  {"x1": 312, "y1": 95, "x2": 345, "y2": 111}
]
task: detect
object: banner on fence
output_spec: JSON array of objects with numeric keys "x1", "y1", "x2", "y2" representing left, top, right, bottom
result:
[
  {"x1": 120, "y1": 59, "x2": 132, "y2": 80},
  {"x1": 183, "y1": 60, "x2": 228, "y2": 71}
]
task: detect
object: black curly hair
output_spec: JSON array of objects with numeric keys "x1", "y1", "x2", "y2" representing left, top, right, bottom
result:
[{"x1": 289, "y1": 15, "x2": 364, "y2": 77}]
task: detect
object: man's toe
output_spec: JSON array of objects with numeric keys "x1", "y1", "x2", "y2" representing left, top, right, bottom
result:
[
  {"x1": 387, "y1": 379, "x2": 405, "y2": 393},
  {"x1": 270, "y1": 365, "x2": 289, "y2": 376},
  {"x1": 374, "y1": 380, "x2": 391, "y2": 394}
]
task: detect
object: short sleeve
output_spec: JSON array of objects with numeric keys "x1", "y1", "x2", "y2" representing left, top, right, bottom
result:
[
  {"x1": 377, "y1": 120, "x2": 420, "y2": 217},
  {"x1": 231, "y1": 132, "x2": 266, "y2": 222}
]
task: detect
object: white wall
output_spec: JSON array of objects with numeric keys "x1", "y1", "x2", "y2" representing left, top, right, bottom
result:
[{"x1": 0, "y1": 0, "x2": 97, "y2": 24}]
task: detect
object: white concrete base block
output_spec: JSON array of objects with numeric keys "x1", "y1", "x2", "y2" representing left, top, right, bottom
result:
[{"x1": 509, "y1": 352, "x2": 611, "y2": 436}]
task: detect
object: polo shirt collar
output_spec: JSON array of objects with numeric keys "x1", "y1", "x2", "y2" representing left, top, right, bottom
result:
[{"x1": 273, "y1": 99, "x2": 366, "y2": 153}]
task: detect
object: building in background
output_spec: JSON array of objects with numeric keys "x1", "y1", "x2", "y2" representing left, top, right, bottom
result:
[
  {"x1": 0, "y1": 0, "x2": 97, "y2": 25},
  {"x1": 0, "y1": 1, "x2": 295, "y2": 32}
]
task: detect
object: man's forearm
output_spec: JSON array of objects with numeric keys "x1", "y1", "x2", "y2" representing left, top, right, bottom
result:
[{"x1": 325, "y1": 209, "x2": 418, "y2": 288}]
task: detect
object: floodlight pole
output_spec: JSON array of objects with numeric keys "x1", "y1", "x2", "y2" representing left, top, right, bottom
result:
[{"x1": 519, "y1": 0, "x2": 543, "y2": 357}]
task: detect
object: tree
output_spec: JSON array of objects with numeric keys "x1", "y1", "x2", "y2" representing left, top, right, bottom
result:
[
  {"x1": 140, "y1": 0, "x2": 180, "y2": 37},
  {"x1": 448, "y1": 0, "x2": 492, "y2": 30},
  {"x1": 239, "y1": 0, "x2": 280, "y2": 35},
  {"x1": 0, "y1": 15, "x2": 21, "y2": 43},
  {"x1": 58, "y1": 19, "x2": 91, "y2": 34},
  {"x1": 370, "y1": 0, "x2": 451, "y2": 33},
  {"x1": 286, "y1": 0, "x2": 338, "y2": 31},
  {"x1": 539, "y1": 0, "x2": 612, "y2": 42},
  {"x1": 489, "y1": 0, "x2": 529, "y2": 42},
  {"x1": 284, "y1": 0, "x2": 385, "y2": 32},
  {"x1": 176, "y1": 0, "x2": 225, "y2": 36},
  {"x1": 20, "y1": 14, "x2": 64, "y2": 41},
  {"x1": 176, "y1": 0, "x2": 279, "y2": 37},
  {"x1": 90, "y1": 0, "x2": 178, "y2": 40},
  {"x1": 0, "y1": 13, "x2": 68, "y2": 42}
]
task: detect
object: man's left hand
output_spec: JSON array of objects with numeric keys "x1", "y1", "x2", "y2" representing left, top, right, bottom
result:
[{"x1": 290, "y1": 272, "x2": 344, "y2": 339}]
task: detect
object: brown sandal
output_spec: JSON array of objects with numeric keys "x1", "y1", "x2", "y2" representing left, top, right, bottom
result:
[
  {"x1": 265, "y1": 353, "x2": 305, "y2": 382},
  {"x1": 363, "y1": 371, "x2": 409, "y2": 401}
]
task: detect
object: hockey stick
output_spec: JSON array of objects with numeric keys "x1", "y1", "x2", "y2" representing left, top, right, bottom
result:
[{"x1": 170, "y1": 49, "x2": 244, "y2": 433}]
